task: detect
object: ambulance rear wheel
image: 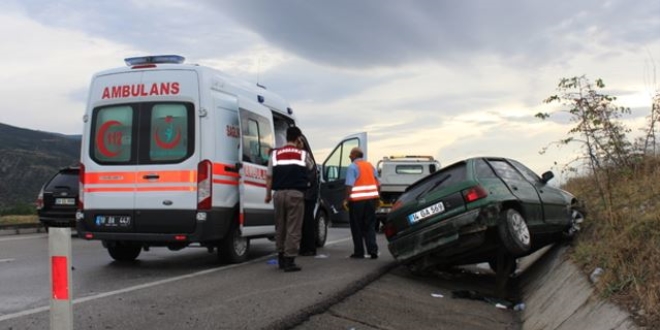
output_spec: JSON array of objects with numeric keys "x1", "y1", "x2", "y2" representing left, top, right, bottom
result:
[
  {"x1": 107, "y1": 242, "x2": 141, "y2": 262},
  {"x1": 218, "y1": 226, "x2": 249, "y2": 264}
]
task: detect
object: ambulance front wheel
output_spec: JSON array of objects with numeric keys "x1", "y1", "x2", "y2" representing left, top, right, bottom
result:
[
  {"x1": 106, "y1": 242, "x2": 141, "y2": 262},
  {"x1": 218, "y1": 226, "x2": 250, "y2": 264}
]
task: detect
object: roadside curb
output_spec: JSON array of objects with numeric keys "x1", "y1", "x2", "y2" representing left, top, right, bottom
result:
[{"x1": 272, "y1": 259, "x2": 399, "y2": 330}]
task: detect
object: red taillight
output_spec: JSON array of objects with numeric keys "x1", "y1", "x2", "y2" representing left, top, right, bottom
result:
[
  {"x1": 174, "y1": 235, "x2": 187, "y2": 241},
  {"x1": 390, "y1": 200, "x2": 403, "y2": 212},
  {"x1": 36, "y1": 191, "x2": 44, "y2": 210},
  {"x1": 383, "y1": 223, "x2": 398, "y2": 238},
  {"x1": 197, "y1": 160, "x2": 212, "y2": 210},
  {"x1": 78, "y1": 163, "x2": 85, "y2": 210},
  {"x1": 462, "y1": 185, "x2": 488, "y2": 203}
]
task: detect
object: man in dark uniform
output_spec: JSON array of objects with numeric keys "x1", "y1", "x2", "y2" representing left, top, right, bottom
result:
[
  {"x1": 265, "y1": 126, "x2": 311, "y2": 272},
  {"x1": 299, "y1": 134, "x2": 319, "y2": 256}
]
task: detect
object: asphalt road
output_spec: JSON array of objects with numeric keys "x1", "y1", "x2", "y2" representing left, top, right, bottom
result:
[{"x1": 0, "y1": 227, "x2": 524, "y2": 329}]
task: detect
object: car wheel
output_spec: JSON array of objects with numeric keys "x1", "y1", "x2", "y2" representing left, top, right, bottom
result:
[
  {"x1": 563, "y1": 206, "x2": 586, "y2": 239},
  {"x1": 498, "y1": 209, "x2": 531, "y2": 256},
  {"x1": 315, "y1": 210, "x2": 328, "y2": 248},
  {"x1": 218, "y1": 225, "x2": 249, "y2": 264},
  {"x1": 107, "y1": 243, "x2": 141, "y2": 262}
]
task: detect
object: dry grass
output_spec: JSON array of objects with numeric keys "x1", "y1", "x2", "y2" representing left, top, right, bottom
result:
[
  {"x1": 564, "y1": 157, "x2": 660, "y2": 328},
  {"x1": 0, "y1": 215, "x2": 39, "y2": 225}
]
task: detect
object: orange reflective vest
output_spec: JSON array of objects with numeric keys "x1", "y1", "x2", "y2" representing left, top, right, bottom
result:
[{"x1": 348, "y1": 160, "x2": 380, "y2": 201}]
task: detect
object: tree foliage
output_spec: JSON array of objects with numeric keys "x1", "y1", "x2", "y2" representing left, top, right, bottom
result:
[{"x1": 536, "y1": 76, "x2": 637, "y2": 214}]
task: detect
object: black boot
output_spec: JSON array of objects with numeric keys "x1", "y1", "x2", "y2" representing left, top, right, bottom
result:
[
  {"x1": 283, "y1": 257, "x2": 301, "y2": 272},
  {"x1": 278, "y1": 252, "x2": 285, "y2": 269}
]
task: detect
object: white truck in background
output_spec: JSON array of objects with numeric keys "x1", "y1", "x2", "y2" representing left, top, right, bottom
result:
[{"x1": 376, "y1": 156, "x2": 441, "y2": 226}]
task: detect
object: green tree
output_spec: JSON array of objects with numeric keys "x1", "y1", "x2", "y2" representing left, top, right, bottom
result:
[{"x1": 536, "y1": 76, "x2": 632, "y2": 212}]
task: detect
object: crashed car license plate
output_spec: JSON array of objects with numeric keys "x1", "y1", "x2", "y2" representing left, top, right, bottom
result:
[
  {"x1": 95, "y1": 215, "x2": 131, "y2": 228},
  {"x1": 55, "y1": 198, "x2": 75, "y2": 205},
  {"x1": 408, "y1": 201, "x2": 445, "y2": 224}
]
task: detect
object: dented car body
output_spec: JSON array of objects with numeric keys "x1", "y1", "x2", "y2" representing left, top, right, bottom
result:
[{"x1": 383, "y1": 157, "x2": 584, "y2": 272}]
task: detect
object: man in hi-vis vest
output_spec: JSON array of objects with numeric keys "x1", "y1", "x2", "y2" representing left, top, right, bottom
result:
[
  {"x1": 344, "y1": 147, "x2": 380, "y2": 259},
  {"x1": 265, "y1": 126, "x2": 312, "y2": 272}
]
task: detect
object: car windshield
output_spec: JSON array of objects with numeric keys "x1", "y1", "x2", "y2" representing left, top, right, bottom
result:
[{"x1": 398, "y1": 163, "x2": 467, "y2": 204}]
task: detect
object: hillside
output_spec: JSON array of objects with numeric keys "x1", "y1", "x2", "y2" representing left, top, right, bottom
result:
[{"x1": 0, "y1": 123, "x2": 80, "y2": 210}]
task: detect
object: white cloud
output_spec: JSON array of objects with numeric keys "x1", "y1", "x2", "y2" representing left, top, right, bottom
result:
[{"x1": 0, "y1": 9, "x2": 139, "y2": 134}]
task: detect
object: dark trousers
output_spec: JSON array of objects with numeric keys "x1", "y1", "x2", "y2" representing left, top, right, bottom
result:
[
  {"x1": 348, "y1": 199, "x2": 378, "y2": 256},
  {"x1": 299, "y1": 199, "x2": 317, "y2": 254}
]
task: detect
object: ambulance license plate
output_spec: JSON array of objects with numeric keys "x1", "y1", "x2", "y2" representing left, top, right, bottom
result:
[
  {"x1": 95, "y1": 215, "x2": 132, "y2": 228},
  {"x1": 55, "y1": 198, "x2": 75, "y2": 205}
]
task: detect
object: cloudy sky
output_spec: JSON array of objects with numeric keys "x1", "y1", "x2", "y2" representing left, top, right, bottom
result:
[{"x1": 1, "y1": 0, "x2": 659, "y2": 179}]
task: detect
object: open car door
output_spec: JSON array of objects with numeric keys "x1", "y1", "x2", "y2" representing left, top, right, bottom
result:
[
  {"x1": 320, "y1": 132, "x2": 367, "y2": 226},
  {"x1": 237, "y1": 101, "x2": 276, "y2": 237}
]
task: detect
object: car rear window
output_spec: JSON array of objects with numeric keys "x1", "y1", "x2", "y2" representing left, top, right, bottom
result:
[
  {"x1": 397, "y1": 163, "x2": 467, "y2": 204},
  {"x1": 45, "y1": 170, "x2": 79, "y2": 190}
]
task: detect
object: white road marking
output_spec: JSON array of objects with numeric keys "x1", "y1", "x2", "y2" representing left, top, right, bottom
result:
[
  {"x1": 0, "y1": 258, "x2": 15, "y2": 263},
  {"x1": 0, "y1": 236, "x2": 351, "y2": 322}
]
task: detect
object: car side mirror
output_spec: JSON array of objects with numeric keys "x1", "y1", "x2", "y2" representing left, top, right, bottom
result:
[{"x1": 541, "y1": 171, "x2": 554, "y2": 184}]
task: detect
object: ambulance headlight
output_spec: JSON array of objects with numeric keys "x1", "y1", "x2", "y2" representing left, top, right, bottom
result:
[{"x1": 196, "y1": 212, "x2": 207, "y2": 221}]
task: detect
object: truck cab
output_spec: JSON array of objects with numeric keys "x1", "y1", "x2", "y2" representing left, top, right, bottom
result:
[{"x1": 376, "y1": 155, "x2": 441, "y2": 223}]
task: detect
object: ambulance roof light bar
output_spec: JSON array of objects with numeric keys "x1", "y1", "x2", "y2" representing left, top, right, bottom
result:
[{"x1": 124, "y1": 55, "x2": 185, "y2": 67}]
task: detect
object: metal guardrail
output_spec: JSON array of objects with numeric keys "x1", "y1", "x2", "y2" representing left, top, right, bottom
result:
[{"x1": 0, "y1": 223, "x2": 47, "y2": 235}]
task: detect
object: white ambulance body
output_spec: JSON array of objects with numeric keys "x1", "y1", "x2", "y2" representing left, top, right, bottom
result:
[{"x1": 77, "y1": 55, "x2": 331, "y2": 263}]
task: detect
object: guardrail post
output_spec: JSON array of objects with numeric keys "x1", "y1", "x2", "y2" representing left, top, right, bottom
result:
[{"x1": 49, "y1": 227, "x2": 73, "y2": 330}]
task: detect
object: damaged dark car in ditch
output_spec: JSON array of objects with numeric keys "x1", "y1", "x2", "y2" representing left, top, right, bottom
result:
[{"x1": 382, "y1": 157, "x2": 585, "y2": 273}]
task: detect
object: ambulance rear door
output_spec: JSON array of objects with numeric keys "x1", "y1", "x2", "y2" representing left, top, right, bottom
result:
[
  {"x1": 132, "y1": 69, "x2": 199, "y2": 233},
  {"x1": 320, "y1": 132, "x2": 367, "y2": 225},
  {"x1": 237, "y1": 100, "x2": 275, "y2": 236}
]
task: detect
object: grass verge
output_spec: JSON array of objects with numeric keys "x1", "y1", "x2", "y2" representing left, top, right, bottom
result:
[
  {"x1": 0, "y1": 215, "x2": 39, "y2": 226},
  {"x1": 564, "y1": 158, "x2": 660, "y2": 328}
]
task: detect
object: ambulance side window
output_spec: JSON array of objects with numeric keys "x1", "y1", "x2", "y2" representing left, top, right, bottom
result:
[
  {"x1": 91, "y1": 105, "x2": 134, "y2": 163},
  {"x1": 241, "y1": 114, "x2": 273, "y2": 166}
]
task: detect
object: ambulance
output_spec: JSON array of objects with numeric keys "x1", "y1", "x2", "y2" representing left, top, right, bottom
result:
[{"x1": 76, "y1": 55, "x2": 366, "y2": 263}]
